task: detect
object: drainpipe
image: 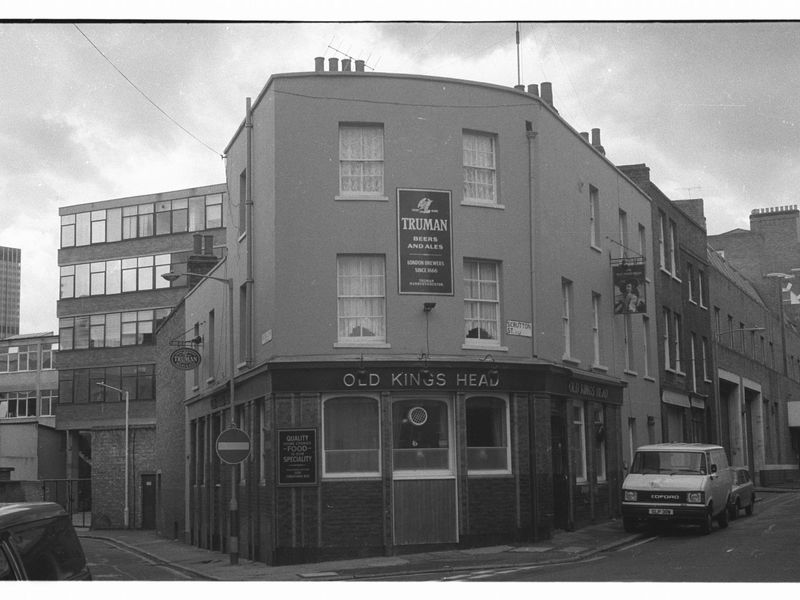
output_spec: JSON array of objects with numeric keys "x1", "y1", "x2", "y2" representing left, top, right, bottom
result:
[
  {"x1": 245, "y1": 97, "x2": 254, "y2": 365},
  {"x1": 526, "y1": 119, "x2": 538, "y2": 358}
]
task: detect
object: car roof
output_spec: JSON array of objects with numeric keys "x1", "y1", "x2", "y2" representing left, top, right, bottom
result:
[
  {"x1": 635, "y1": 443, "x2": 724, "y2": 452},
  {"x1": 0, "y1": 502, "x2": 68, "y2": 528}
]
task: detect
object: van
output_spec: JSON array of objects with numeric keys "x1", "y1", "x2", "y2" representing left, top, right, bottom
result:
[
  {"x1": 621, "y1": 443, "x2": 734, "y2": 534},
  {"x1": 0, "y1": 502, "x2": 91, "y2": 580}
]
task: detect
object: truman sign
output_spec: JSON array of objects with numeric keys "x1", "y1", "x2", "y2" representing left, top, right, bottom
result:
[{"x1": 397, "y1": 188, "x2": 453, "y2": 295}]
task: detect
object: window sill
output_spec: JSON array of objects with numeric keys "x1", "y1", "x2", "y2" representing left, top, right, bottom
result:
[
  {"x1": 591, "y1": 364, "x2": 609, "y2": 373},
  {"x1": 322, "y1": 474, "x2": 382, "y2": 481},
  {"x1": 590, "y1": 244, "x2": 603, "y2": 254},
  {"x1": 238, "y1": 231, "x2": 247, "y2": 243},
  {"x1": 467, "y1": 471, "x2": 513, "y2": 477},
  {"x1": 461, "y1": 199, "x2": 505, "y2": 210},
  {"x1": 644, "y1": 376, "x2": 657, "y2": 383},
  {"x1": 334, "y1": 341, "x2": 391, "y2": 349},
  {"x1": 206, "y1": 377, "x2": 216, "y2": 384},
  {"x1": 562, "y1": 355, "x2": 581, "y2": 366},
  {"x1": 665, "y1": 368, "x2": 687, "y2": 377},
  {"x1": 624, "y1": 369, "x2": 638, "y2": 377},
  {"x1": 237, "y1": 361, "x2": 249, "y2": 370},
  {"x1": 689, "y1": 299, "x2": 698, "y2": 306},
  {"x1": 393, "y1": 471, "x2": 455, "y2": 480},
  {"x1": 462, "y1": 343, "x2": 508, "y2": 352},
  {"x1": 335, "y1": 194, "x2": 389, "y2": 202}
]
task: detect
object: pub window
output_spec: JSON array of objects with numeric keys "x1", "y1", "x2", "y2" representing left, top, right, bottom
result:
[
  {"x1": 463, "y1": 131, "x2": 497, "y2": 204},
  {"x1": 322, "y1": 396, "x2": 380, "y2": 477},
  {"x1": 594, "y1": 406, "x2": 607, "y2": 482},
  {"x1": 393, "y1": 399, "x2": 451, "y2": 474},
  {"x1": 337, "y1": 255, "x2": 386, "y2": 344},
  {"x1": 571, "y1": 401, "x2": 588, "y2": 483},
  {"x1": 464, "y1": 259, "x2": 500, "y2": 345},
  {"x1": 466, "y1": 396, "x2": 510, "y2": 474},
  {"x1": 339, "y1": 124, "x2": 384, "y2": 197}
]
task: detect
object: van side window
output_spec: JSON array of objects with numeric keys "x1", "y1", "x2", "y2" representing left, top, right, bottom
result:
[{"x1": 0, "y1": 541, "x2": 16, "y2": 580}]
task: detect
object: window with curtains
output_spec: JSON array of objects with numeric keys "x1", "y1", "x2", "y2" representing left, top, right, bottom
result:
[
  {"x1": 464, "y1": 259, "x2": 500, "y2": 345},
  {"x1": 571, "y1": 401, "x2": 588, "y2": 483},
  {"x1": 339, "y1": 124, "x2": 384, "y2": 197},
  {"x1": 323, "y1": 396, "x2": 380, "y2": 477},
  {"x1": 463, "y1": 131, "x2": 497, "y2": 204},
  {"x1": 466, "y1": 396, "x2": 510, "y2": 473},
  {"x1": 337, "y1": 255, "x2": 386, "y2": 344}
]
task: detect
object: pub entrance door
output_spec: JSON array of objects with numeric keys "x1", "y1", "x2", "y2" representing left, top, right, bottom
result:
[
  {"x1": 551, "y1": 409, "x2": 570, "y2": 530},
  {"x1": 391, "y1": 396, "x2": 458, "y2": 545}
]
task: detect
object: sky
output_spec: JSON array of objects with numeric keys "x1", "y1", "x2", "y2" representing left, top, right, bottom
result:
[{"x1": 3, "y1": 5, "x2": 800, "y2": 337}]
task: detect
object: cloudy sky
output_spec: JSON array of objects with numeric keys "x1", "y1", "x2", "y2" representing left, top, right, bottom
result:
[{"x1": 2, "y1": 10, "x2": 800, "y2": 335}]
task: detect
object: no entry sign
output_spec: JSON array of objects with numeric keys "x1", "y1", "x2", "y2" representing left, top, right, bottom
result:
[{"x1": 216, "y1": 427, "x2": 251, "y2": 464}]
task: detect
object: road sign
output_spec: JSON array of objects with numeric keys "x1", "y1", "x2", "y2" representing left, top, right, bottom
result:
[{"x1": 216, "y1": 427, "x2": 251, "y2": 464}]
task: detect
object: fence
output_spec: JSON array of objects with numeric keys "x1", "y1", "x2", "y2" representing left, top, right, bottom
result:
[{"x1": 0, "y1": 478, "x2": 92, "y2": 527}]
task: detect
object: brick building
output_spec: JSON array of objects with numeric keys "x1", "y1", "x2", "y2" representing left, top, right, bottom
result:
[
  {"x1": 166, "y1": 59, "x2": 661, "y2": 564},
  {"x1": 619, "y1": 165, "x2": 716, "y2": 447},
  {"x1": 56, "y1": 184, "x2": 227, "y2": 529}
]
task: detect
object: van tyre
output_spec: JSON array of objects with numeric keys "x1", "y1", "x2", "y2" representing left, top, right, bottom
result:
[{"x1": 729, "y1": 500, "x2": 739, "y2": 521}]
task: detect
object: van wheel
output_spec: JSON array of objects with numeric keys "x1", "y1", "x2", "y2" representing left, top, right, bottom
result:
[
  {"x1": 729, "y1": 500, "x2": 739, "y2": 521},
  {"x1": 745, "y1": 497, "x2": 754, "y2": 516},
  {"x1": 700, "y1": 508, "x2": 713, "y2": 534},
  {"x1": 717, "y1": 503, "x2": 729, "y2": 528},
  {"x1": 623, "y1": 517, "x2": 637, "y2": 533}
]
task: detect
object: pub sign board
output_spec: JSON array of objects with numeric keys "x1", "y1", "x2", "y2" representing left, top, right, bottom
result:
[
  {"x1": 397, "y1": 188, "x2": 453, "y2": 295},
  {"x1": 277, "y1": 428, "x2": 318, "y2": 486}
]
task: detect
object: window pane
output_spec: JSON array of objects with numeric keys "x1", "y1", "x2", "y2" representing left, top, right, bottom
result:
[
  {"x1": 188, "y1": 197, "x2": 205, "y2": 231},
  {"x1": 393, "y1": 400, "x2": 450, "y2": 471},
  {"x1": 75, "y1": 264, "x2": 90, "y2": 298},
  {"x1": 106, "y1": 207, "x2": 122, "y2": 243},
  {"x1": 75, "y1": 212, "x2": 91, "y2": 246},
  {"x1": 206, "y1": 204, "x2": 222, "y2": 229},
  {"x1": 324, "y1": 397, "x2": 380, "y2": 474},
  {"x1": 105, "y1": 313, "x2": 121, "y2": 347}
]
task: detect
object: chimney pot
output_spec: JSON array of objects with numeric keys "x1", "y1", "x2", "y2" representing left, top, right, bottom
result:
[
  {"x1": 203, "y1": 235, "x2": 214, "y2": 255},
  {"x1": 527, "y1": 83, "x2": 539, "y2": 96},
  {"x1": 514, "y1": 84, "x2": 525, "y2": 91},
  {"x1": 328, "y1": 57, "x2": 339, "y2": 72},
  {"x1": 193, "y1": 233, "x2": 203, "y2": 254},
  {"x1": 355, "y1": 59, "x2": 365, "y2": 72},
  {"x1": 540, "y1": 82, "x2": 553, "y2": 106},
  {"x1": 314, "y1": 57, "x2": 325, "y2": 72},
  {"x1": 580, "y1": 132, "x2": 590, "y2": 142},
  {"x1": 342, "y1": 58, "x2": 351, "y2": 71}
]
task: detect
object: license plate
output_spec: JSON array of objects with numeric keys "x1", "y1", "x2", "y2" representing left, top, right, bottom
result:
[{"x1": 649, "y1": 508, "x2": 674, "y2": 515}]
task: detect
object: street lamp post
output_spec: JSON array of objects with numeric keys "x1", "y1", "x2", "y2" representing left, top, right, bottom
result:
[
  {"x1": 162, "y1": 269, "x2": 239, "y2": 565},
  {"x1": 765, "y1": 273, "x2": 793, "y2": 376},
  {"x1": 96, "y1": 382, "x2": 129, "y2": 529}
]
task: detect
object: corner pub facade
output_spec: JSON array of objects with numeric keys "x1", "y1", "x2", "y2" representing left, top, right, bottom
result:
[{"x1": 169, "y1": 57, "x2": 659, "y2": 565}]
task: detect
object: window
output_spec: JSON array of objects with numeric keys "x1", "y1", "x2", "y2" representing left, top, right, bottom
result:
[
  {"x1": 61, "y1": 214, "x2": 75, "y2": 247},
  {"x1": 59, "y1": 254, "x2": 171, "y2": 298},
  {"x1": 463, "y1": 131, "x2": 497, "y2": 204},
  {"x1": 562, "y1": 279, "x2": 574, "y2": 360},
  {"x1": 91, "y1": 210, "x2": 106, "y2": 244},
  {"x1": 642, "y1": 315, "x2": 652, "y2": 378},
  {"x1": 658, "y1": 212, "x2": 666, "y2": 269},
  {"x1": 698, "y1": 269, "x2": 707, "y2": 308},
  {"x1": 624, "y1": 314, "x2": 635, "y2": 372},
  {"x1": 0, "y1": 391, "x2": 36, "y2": 418},
  {"x1": 60, "y1": 309, "x2": 168, "y2": 350},
  {"x1": 673, "y1": 312, "x2": 683, "y2": 372},
  {"x1": 669, "y1": 220, "x2": 678, "y2": 275},
  {"x1": 593, "y1": 407, "x2": 607, "y2": 482},
  {"x1": 589, "y1": 186, "x2": 600, "y2": 248},
  {"x1": 663, "y1": 308, "x2": 671, "y2": 369},
  {"x1": 337, "y1": 255, "x2": 386, "y2": 344},
  {"x1": 638, "y1": 224, "x2": 647, "y2": 261},
  {"x1": 592, "y1": 293, "x2": 602, "y2": 367},
  {"x1": 690, "y1": 332, "x2": 698, "y2": 392},
  {"x1": 339, "y1": 124, "x2": 384, "y2": 197},
  {"x1": 687, "y1": 263, "x2": 695, "y2": 302},
  {"x1": 464, "y1": 260, "x2": 500, "y2": 345},
  {"x1": 238, "y1": 170, "x2": 247, "y2": 236},
  {"x1": 40, "y1": 390, "x2": 57, "y2": 417},
  {"x1": 41, "y1": 343, "x2": 56, "y2": 369},
  {"x1": 466, "y1": 396, "x2": 510, "y2": 473},
  {"x1": 618, "y1": 209, "x2": 628, "y2": 259},
  {"x1": 323, "y1": 396, "x2": 380, "y2": 477},
  {"x1": 571, "y1": 401, "x2": 587, "y2": 483},
  {"x1": 393, "y1": 399, "x2": 451, "y2": 474},
  {"x1": 702, "y1": 336, "x2": 710, "y2": 382},
  {"x1": 207, "y1": 310, "x2": 215, "y2": 381},
  {"x1": 59, "y1": 365, "x2": 153, "y2": 404}
]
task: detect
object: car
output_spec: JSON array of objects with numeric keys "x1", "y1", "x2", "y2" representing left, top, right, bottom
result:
[
  {"x1": 728, "y1": 467, "x2": 756, "y2": 520},
  {"x1": 621, "y1": 443, "x2": 734, "y2": 534},
  {"x1": 0, "y1": 502, "x2": 91, "y2": 580}
]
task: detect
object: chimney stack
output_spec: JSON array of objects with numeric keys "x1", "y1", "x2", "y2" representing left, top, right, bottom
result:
[
  {"x1": 591, "y1": 128, "x2": 605, "y2": 155},
  {"x1": 540, "y1": 82, "x2": 553, "y2": 106}
]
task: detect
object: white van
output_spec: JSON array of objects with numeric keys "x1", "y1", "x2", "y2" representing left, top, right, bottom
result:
[{"x1": 621, "y1": 443, "x2": 733, "y2": 534}]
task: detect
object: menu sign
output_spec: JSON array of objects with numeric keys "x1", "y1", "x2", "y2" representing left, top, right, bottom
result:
[
  {"x1": 397, "y1": 189, "x2": 453, "y2": 295},
  {"x1": 277, "y1": 429, "x2": 318, "y2": 486}
]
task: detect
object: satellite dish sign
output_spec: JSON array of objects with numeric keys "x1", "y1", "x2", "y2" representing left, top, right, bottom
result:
[{"x1": 170, "y1": 347, "x2": 202, "y2": 370}]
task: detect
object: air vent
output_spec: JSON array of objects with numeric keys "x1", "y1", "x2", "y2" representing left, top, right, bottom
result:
[{"x1": 407, "y1": 407, "x2": 428, "y2": 426}]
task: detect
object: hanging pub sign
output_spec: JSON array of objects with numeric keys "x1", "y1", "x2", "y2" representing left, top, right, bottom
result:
[
  {"x1": 397, "y1": 188, "x2": 453, "y2": 295},
  {"x1": 170, "y1": 347, "x2": 202, "y2": 370},
  {"x1": 613, "y1": 261, "x2": 647, "y2": 314}
]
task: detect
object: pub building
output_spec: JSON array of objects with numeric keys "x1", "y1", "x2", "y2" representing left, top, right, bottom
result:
[{"x1": 166, "y1": 58, "x2": 659, "y2": 565}]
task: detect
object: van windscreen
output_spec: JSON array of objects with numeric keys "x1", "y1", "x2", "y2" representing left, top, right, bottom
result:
[{"x1": 630, "y1": 451, "x2": 707, "y2": 475}]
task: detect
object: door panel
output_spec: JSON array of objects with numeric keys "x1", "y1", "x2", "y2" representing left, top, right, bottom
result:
[{"x1": 393, "y1": 479, "x2": 457, "y2": 545}]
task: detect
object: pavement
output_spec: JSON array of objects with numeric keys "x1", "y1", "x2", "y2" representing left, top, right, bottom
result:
[{"x1": 77, "y1": 484, "x2": 800, "y2": 582}]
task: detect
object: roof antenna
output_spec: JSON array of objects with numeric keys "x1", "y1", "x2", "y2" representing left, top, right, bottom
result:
[{"x1": 516, "y1": 22, "x2": 522, "y2": 86}]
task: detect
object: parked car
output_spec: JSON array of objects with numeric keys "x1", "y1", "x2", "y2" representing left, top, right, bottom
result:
[
  {"x1": 728, "y1": 467, "x2": 756, "y2": 520},
  {"x1": 0, "y1": 502, "x2": 91, "y2": 580},
  {"x1": 621, "y1": 443, "x2": 734, "y2": 534}
]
